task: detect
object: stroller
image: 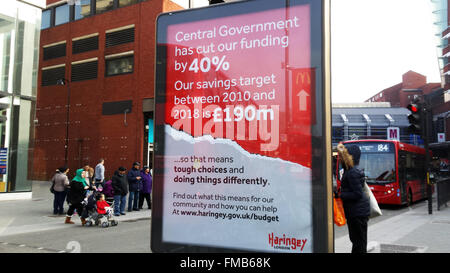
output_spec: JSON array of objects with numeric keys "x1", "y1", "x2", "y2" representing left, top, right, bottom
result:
[{"x1": 83, "y1": 190, "x2": 118, "y2": 228}]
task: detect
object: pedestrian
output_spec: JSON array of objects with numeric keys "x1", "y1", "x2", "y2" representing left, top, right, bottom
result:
[
  {"x1": 112, "y1": 166, "x2": 128, "y2": 216},
  {"x1": 83, "y1": 165, "x2": 95, "y2": 188},
  {"x1": 96, "y1": 193, "x2": 111, "y2": 216},
  {"x1": 336, "y1": 144, "x2": 370, "y2": 253},
  {"x1": 51, "y1": 167, "x2": 70, "y2": 215},
  {"x1": 65, "y1": 168, "x2": 89, "y2": 225},
  {"x1": 139, "y1": 165, "x2": 152, "y2": 210},
  {"x1": 83, "y1": 165, "x2": 96, "y2": 196},
  {"x1": 127, "y1": 162, "x2": 142, "y2": 212},
  {"x1": 94, "y1": 158, "x2": 105, "y2": 189}
]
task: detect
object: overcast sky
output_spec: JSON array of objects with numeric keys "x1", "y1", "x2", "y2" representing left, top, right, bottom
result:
[{"x1": 331, "y1": 0, "x2": 441, "y2": 103}]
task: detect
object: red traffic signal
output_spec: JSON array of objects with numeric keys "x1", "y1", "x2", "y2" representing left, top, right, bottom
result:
[
  {"x1": 407, "y1": 104, "x2": 418, "y2": 113},
  {"x1": 406, "y1": 103, "x2": 422, "y2": 135}
]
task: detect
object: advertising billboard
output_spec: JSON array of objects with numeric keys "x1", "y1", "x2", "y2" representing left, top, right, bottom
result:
[{"x1": 152, "y1": 0, "x2": 332, "y2": 253}]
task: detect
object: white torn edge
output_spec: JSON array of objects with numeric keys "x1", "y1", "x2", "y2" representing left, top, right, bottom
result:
[{"x1": 165, "y1": 124, "x2": 310, "y2": 174}]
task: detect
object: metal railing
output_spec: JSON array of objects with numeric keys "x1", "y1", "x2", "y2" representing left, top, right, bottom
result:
[{"x1": 437, "y1": 177, "x2": 450, "y2": 210}]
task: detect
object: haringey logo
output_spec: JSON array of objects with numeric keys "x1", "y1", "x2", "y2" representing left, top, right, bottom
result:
[{"x1": 268, "y1": 232, "x2": 307, "y2": 251}]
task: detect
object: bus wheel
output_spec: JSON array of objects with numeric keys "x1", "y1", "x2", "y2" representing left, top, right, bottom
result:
[{"x1": 407, "y1": 189, "x2": 413, "y2": 206}]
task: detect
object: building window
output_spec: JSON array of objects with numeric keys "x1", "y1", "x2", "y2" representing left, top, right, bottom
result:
[
  {"x1": 102, "y1": 100, "x2": 133, "y2": 115},
  {"x1": 71, "y1": 59, "x2": 98, "y2": 82},
  {"x1": 106, "y1": 55, "x2": 134, "y2": 76},
  {"x1": 43, "y1": 42, "x2": 66, "y2": 60},
  {"x1": 55, "y1": 4, "x2": 70, "y2": 26},
  {"x1": 72, "y1": 35, "x2": 98, "y2": 54},
  {"x1": 96, "y1": 0, "x2": 115, "y2": 14},
  {"x1": 75, "y1": 0, "x2": 92, "y2": 20},
  {"x1": 41, "y1": 9, "x2": 51, "y2": 29},
  {"x1": 41, "y1": 66, "x2": 65, "y2": 86},
  {"x1": 119, "y1": 0, "x2": 140, "y2": 7},
  {"x1": 105, "y1": 26, "x2": 135, "y2": 47}
]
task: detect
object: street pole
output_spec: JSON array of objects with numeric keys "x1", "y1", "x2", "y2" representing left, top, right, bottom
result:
[
  {"x1": 57, "y1": 78, "x2": 70, "y2": 166},
  {"x1": 423, "y1": 96, "x2": 432, "y2": 214}
]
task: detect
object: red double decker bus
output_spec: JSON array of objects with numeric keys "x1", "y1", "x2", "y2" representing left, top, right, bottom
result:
[{"x1": 336, "y1": 140, "x2": 430, "y2": 205}]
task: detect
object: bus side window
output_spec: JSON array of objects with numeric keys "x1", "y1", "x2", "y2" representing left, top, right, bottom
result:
[
  {"x1": 399, "y1": 152, "x2": 406, "y2": 181},
  {"x1": 416, "y1": 155, "x2": 425, "y2": 181},
  {"x1": 405, "y1": 153, "x2": 419, "y2": 181}
]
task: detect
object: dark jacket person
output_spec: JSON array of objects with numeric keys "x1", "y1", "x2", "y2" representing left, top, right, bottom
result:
[
  {"x1": 112, "y1": 167, "x2": 128, "y2": 216},
  {"x1": 65, "y1": 169, "x2": 89, "y2": 225},
  {"x1": 127, "y1": 162, "x2": 142, "y2": 211},
  {"x1": 337, "y1": 144, "x2": 370, "y2": 253},
  {"x1": 112, "y1": 169, "x2": 128, "y2": 196}
]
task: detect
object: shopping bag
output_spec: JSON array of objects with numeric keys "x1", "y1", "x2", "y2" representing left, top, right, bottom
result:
[
  {"x1": 333, "y1": 197, "x2": 346, "y2": 226},
  {"x1": 363, "y1": 182, "x2": 382, "y2": 218}
]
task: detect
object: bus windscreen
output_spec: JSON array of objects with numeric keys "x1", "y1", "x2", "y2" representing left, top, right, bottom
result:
[{"x1": 344, "y1": 142, "x2": 396, "y2": 184}]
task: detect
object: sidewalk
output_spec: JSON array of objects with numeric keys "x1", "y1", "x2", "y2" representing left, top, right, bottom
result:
[
  {"x1": 1, "y1": 181, "x2": 450, "y2": 253},
  {"x1": 0, "y1": 181, "x2": 151, "y2": 238},
  {"x1": 335, "y1": 199, "x2": 450, "y2": 253}
]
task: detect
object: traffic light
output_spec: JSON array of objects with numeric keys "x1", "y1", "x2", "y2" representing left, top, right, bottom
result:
[
  {"x1": 407, "y1": 102, "x2": 422, "y2": 135},
  {"x1": 209, "y1": 0, "x2": 225, "y2": 4}
]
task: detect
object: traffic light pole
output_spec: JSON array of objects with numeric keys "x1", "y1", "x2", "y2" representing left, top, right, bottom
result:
[
  {"x1": 407, "y1": 98, "x2": 432, "y2": 214},
  {"x1": 422, "y1": 98, "x2": 432, "y2": 215}
]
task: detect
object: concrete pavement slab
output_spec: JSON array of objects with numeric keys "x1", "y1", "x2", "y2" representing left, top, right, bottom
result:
[
  {"x1": 0, "y1": 181, "x2": 151, "y2": 238},
  {"x1": 335, "y1": 202, "x2": 450, "y2": 253},
  {"x1": 3, "y1": 181, "x2": 450, "y2": 253}
]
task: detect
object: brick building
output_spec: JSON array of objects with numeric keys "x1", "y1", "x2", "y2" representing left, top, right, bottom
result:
[
  {"x1": 365, "y1": 70, "x2": 449, "y2": 143},
  {"x1": 33, "y1": 0, "x2": 183, "y2": 180},
  {"x1": 365, "y1": 70, "x2": 441, "y2": 108}
]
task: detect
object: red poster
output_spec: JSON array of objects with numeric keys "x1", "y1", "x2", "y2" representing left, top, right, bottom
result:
[{"x1": 164, "y1": 6, "x2": 311, "y2": 167}]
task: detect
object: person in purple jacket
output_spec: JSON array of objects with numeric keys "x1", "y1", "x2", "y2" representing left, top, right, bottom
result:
[{"x1": 138, "y1": 166, "x2": 152, "y2": 210}]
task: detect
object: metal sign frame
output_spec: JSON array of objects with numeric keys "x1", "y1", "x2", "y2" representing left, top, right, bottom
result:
[{"x1": 151, "y1": 0, "x2": 332, "y2": 253}]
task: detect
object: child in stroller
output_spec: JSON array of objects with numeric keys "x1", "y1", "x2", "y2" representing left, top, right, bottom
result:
[
  {"x1": 84, "y1": 191, "x2": 118, "y2": 228},
  {"x1": 96, "y1": 193, "x2": 118, "y2": 227}
]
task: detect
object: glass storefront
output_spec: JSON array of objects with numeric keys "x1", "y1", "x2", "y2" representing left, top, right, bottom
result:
[
  {"x1": 429, "y1": 0, "x2": 447, "y2": 85},
  {"x1": 0, "y1": 0, "x2": 41, "y2": 193}
]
